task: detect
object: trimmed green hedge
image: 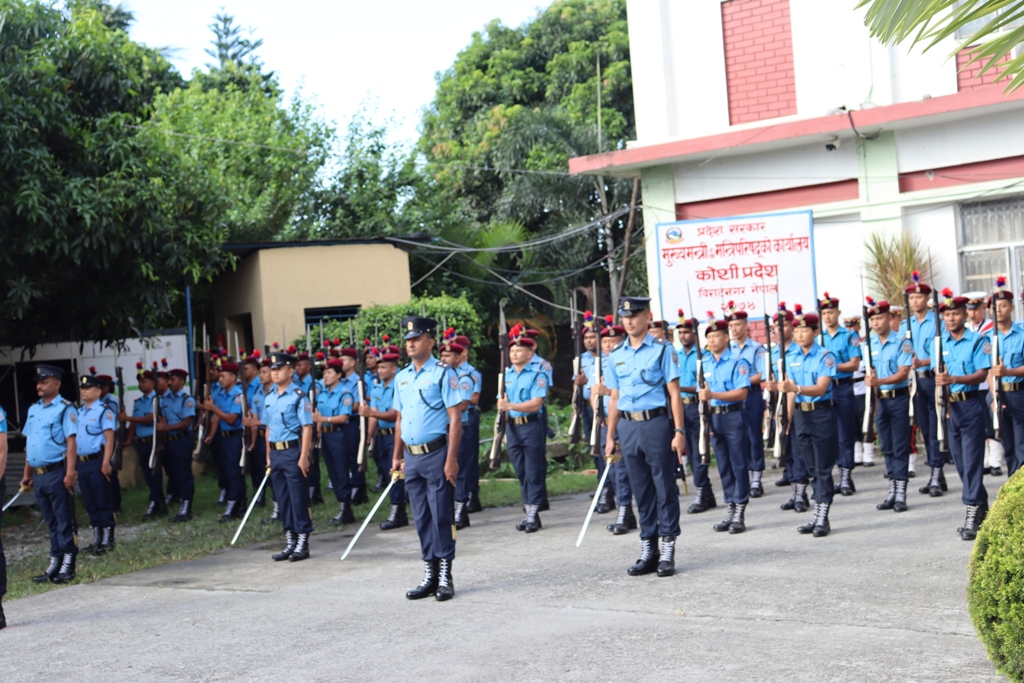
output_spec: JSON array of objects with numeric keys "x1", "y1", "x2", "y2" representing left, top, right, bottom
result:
[{"x1": 968, "y1": 469, "x2": 1024, "y2": 682}]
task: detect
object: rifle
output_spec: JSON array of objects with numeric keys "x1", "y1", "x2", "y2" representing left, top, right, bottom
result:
[
  {"x1": 861, "y1": 281, "x2": 877, "y2": 443},
  {"x1": 933, "y1": 288, "x2": 950, "y2": 452},
  {"x1": 588, "y1": 283, "x2": 603, "y2": 458},
  {"x1": 488, "y1": 300, "x2": 509, "y2": 469},
  {"x1": 567, "y1": 292, "x2": 585, "y2": 444},
  {"x1": 356, "y1": 336, "x2": 370, "y2": 472},
  {"x1": 992, "y1": 290, "x2": 1003, "y2": 441},
  {"x1": 905, "y1": 290, "x2": 917, "y2": 427},
  {"x1": 686, "y1": 283, "x2": 711, "y2": 465},
  {"x1": 193, "y1": 351, "x2": 212, "y2": 463},
  {"x1": 112, "y1": 365, "x2": 126, "y2": 470},
  {"x1": 774, "y1": 292, "x2": 789, "y2": 467},
  {"x1": 761, "y1": 282, "x2": 779, "y2": 455},
  {"x1": 236, "y1": 333, "x2": 251, "y2": 472},
  {"x1": 149, "y1": 361, "x2": 161, "y2": 470}
]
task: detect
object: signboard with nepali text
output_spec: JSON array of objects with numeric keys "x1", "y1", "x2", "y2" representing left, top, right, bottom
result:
[{"x1": 655, "y1": 210, "x2": 816, "y2": 326}]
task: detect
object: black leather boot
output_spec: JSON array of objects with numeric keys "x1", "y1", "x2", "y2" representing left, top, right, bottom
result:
[
  {"x1": 33, "y1": 555, "x2": 60, "y2": 583},
  {"x1": 217, "y1": 489, "x2": 227, "y2": 506},
  {"x1": 595, "y1": 486, "x2": 614, "y2": 514},
  {"x1": 793, "y1": 483, "x2": 809, "y2": 512},
  {"x1": 608, "y1": 504, "x2": 638, "y2": 535},
  {"x1": 84, "y1": 527, "x2": 105, "y2": 556},
  {"x1": 523, "y1": 504, "x2": 542, "y2": 533},
  {"x1": 311, "y1": 485, "x2": 325, "y2": 506},
  {"x1": 351, "y1": 485, "x2": 368, "y2": 506},
  {"x1": 657, "y1": 536, "x2": 676, "y2": 577},
  {"x1": 687, "y1": 486, "x2": 710, "y2": 514},
  {"x1": 406, "y1": 560, "x2": 439, "y2": 599},
  {"x1": 289, "y1": 532, "x2": 310, "y2": 561},
  {"x1": 329, "y1": 502, "x2": 356, "y2": 526},
  {"x1": 775, "y1": 475, "x2": 791, "y2": 487},
  {"x1": 142, "y1": 499, "x2": 167, "y2": 520},
  {"x1": 272, "y1": 531, "x2": 296, "y2": 561},
  {"x1": 101, "y1": 526, "x2": 116, "y2": 552},
  {"x1": 893, "y1": 479, "x2": 908, "y2": 512},
  {"x1": 714, "y1": 503, "x2": 736, "y2": 532},
  {"x1": 380, "y1": 504, "x2": 409, "y2": 530},
  {"x1": 467, "y1": 491, "x2": 483, "y2": 513},
  {"x1": 435, "y1": 558, "x2": 454, "y2": 601},
  {"x1": 218, "y1": 500, "x2": 239, "y2": 523},
  {"x1": 372, "y1": 472, "x2": 388, "y2": 493},
  {"x1": 454, "y1": 500, "x2": 470, "y2": 530},
  {"x1": 538, "y1": 496, "x2": 550, "y2": 512},
  {"x1": 262, "y1": 500, "x2": 280, "y2": 525},
  {"x1": 877, "y1": 479, "x2": 897, "y2": 510},
  {"x1": 729, "y1": 502, "x2": 747, "y2": 534},
  {"x1": 170, "y1": 499, "x2": 193, "y2": 523},
  {"x1": 627, "y1": 537, "x2": 660, "y2": 576},
  {"x1": 813, "y1": 502, "x2": 831, "y2": 537},
  {"x1": 838, "y1": 467, "x2": 855, "y2": 495},
  {"x1": 959, "y1": 504, "x2": 982, "y2": 540},
  {"x1": 749, "y1": 470, "x2": 764, "y2": 498},
  {"x1": 50, "y1": 553, "x2": 77, "y2": 584},
  {"x1": 797, "y1": 503, "x2": 818, "y2": 535}
]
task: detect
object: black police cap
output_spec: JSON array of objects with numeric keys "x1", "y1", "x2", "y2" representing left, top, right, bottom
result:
[
  {"x1": 401, "y1": 316, "x2": 438, "y2": 340},
  {"x1": 269, "y1": 353, "x2": 298, "y2": 369},
  {"x1": 80, "y1": 374, "x2": 103, "y2": 389},
  {"x1": 34, "y1": 364, "x2": 64, "y2": 381},
  {"x1": 618, "y1": 296, "x2": 651, "y2": 317}
]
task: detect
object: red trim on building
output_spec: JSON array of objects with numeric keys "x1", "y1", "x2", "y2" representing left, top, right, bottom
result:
[
  {"x1": 898, "y1": 155, "x2": 1024, "y2": 193},
  {"x1": 569, "y1": 86, "x2": 1024, "y2": 176},
  {"x1": 676, "y1": 180, "x2": 859, "y2": 220},
  {"x1": 956, "y1": 48, "x2": 1012, "y2": 92},
  {"x1": 722, "y1": 0, "x2": 797, "y2": 125}
]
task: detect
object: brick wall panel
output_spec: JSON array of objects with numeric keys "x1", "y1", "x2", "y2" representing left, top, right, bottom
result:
[{"x1": 722, "y1": 0, "x2": 797, "y2": 125}]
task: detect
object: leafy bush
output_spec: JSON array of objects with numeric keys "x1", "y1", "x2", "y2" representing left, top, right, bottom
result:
[{"x1": 968, "y1": 471, "x2": 1024, "y2": 682}]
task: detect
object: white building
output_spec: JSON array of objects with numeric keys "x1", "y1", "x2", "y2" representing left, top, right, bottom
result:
[{"x1": 570, "y1": 0, "x2": 1024, "y2": 329}]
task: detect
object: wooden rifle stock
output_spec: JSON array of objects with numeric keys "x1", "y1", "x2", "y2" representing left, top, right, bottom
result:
[{"x1": 934, "y1": 289, "x2": 950, "y2": 452}]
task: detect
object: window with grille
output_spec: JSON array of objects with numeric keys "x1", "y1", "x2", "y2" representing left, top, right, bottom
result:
[{"x1": 959, "y1": 195, "x2": 1024, "y2": 313}]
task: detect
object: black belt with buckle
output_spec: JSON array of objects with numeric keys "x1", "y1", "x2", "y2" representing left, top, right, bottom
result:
[
  {"x1": 136, "y1": 436, "x2": 153, "y2": 444},
  {"x1": 711, "y1": 404, "x2": 742, "y2": 415},
  {"x1": 833, "y1": 377, "x2": 854, "y2": 386},
  {"x1": 798, "y1": 400, "x2": 833, "y2": 412},
  {"x1": 878, "y1": 387, "x2": 910, "y2": 400},
  {"x1": 404, "y1": 435, "x2": 448, "y2": 456},
  {"x1": 270, "y1": 439, "x2": 300, "y2": 451},
  {"x1": 321, "y1": 424, "x2": 338, "y2": 433},
  {"x1": 32, "y1": 462, "x2": 65, "y2": 475},
  {"x1": 510, "y1": 414, "x2": 540, "y2": 426},
  {"x1": 681, "y1": 396, "x2": 698, "y2": 405},
  {"x1": 917, "y1": 370, "x2": 935, "y2": 379},
  {"x1": 950, "y1": 390, "x2": 979, "y2": 403},
  {"x1": 621, "y1": 407, "x2": 668, "y2": 422},
  {"x1": 1002, "y1": 382, "x2": 1023, "y2": 392},
  {"x1": 165, "y1": 432, "x2": 187, "y2": 442},
  {"x1": 217, "y1": 429, "x2": 242, "y2": 437},
  {"x1": 377, "y1": 427, "x2": 395, "y2": 436},
  {"x1": 77, "y1": 452, "x2": 102, "y2": 462}
]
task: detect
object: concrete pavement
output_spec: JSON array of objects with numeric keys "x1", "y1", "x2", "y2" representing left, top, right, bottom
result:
[{"x1": 0, "y1": 466, "x2": 1004, "y2": 683}]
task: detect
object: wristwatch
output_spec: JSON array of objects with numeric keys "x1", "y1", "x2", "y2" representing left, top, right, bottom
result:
[{"x1": 674, "y1": 427, "x2": 685, "y2": 435}]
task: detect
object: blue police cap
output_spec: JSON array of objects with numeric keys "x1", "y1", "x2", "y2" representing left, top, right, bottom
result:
[
  {"x1": 401, "y1": 316, "x2": 438, "y2": 340},
  {"x1": 269, "y1": 353, "x2": 298, "y2": 369},
  {"x1": 34, "y1": 364, "x2": 64, "y2": 381},
  {"x1": 80, "y1": 374, "x2": 103, "y2": 389},
  {"x1": 618, "y1": 296, "x2": 651, "y2": 317}
]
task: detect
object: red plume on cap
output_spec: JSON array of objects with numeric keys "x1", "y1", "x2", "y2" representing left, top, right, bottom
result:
[
  {"x1": 253, "y1": 350, "x2": 261, "y2": 358},
  {"x1": 272, "y1": 341, "x2": 280, "y2": 349},
  {"x1": 136, "y1": 361, "x2": 143, "y2": 369},
  {"x1": 794, "y1": 303, "x2": 804, "y2": 316},
  {"x1": 727, "y1": 300, "x2": 735, "y2": 312},
  {"x1": 444, "y1": 327, "x2": 455, "y2": 340},
  {"x1": 604, "y1": 314, "x2": 614, "y2": 324},
  {"x1": 678, "y1": 308, "x2": 684, "y2": 317},
  {"x1": 332, "y1": 338, "x2": 341, "y2": 346},
  {"x1": 941, "y1": 287, "x2": 954, "y2": 298},
  {"x1": 912, "y1": 270, "x2": 921, "y2": 284},
  {"x1": 706, "y1": 310, "x2": 715, "y2": 322},
  {"x1": 865, "y1": 296, "x2": 875, "y2": 306},
  {"x1": 89, "y1": 366, "x2": 96, "y2": 374},
  {"x1": 239, "y1": 349, "x2": 246, "y2": 357},
  {"x1": 161, "y1": 358, "x2": 168, "y2": 368},
  {"x1": 996, "y1": 275, "x2": 1008, "y2": 289},
  {"x1": 363, "y1": 338, "x2": 371, "y2": 347},
  {"x1": 823, "y1": 291, "x2": 830, "y2": 300},
  {"x1": 287, "y1": 344, "x2": 296, "y2": 353},
  {"x1": 779, "y1": 302, "x2": 787, "y2": 311},
  {"x1": 382, "y1": 334, "x2": 389, "y2": 342},
  {"x1": 509, "y1": 323, "x2": 523, "y2": 338},
  {"x1": 315, "y1": 351, "x2": 325, "y2": 360}
]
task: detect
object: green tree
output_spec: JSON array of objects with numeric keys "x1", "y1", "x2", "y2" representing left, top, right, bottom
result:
[
  {"x1": 858, "y1": 0, "x2": 1024, "y2": 91},
  {"x1": 0, "y1": 0, "x2": 231, "y2": 346}
]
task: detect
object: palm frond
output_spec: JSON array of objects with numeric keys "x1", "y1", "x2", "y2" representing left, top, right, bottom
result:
[{"x1": 862, "y1": 231, "x2": 938, "y2": 302}]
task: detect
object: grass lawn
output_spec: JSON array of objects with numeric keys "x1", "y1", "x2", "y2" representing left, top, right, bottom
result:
[{"x1": 2, "y1": 455, "x2": 598, "y2": 601}]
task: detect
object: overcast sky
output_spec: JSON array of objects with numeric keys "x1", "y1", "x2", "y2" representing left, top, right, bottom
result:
[{"x1": 126, "y1": 0, "x2": 548, "y2": 146}]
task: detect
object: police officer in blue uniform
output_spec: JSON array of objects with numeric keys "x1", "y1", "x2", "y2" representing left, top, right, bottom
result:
[
  {"x1": 500, "y1": 324, "x2": 550, "y2": 533},
  {"x1": 363, "y1": 347, "x2": 407, "y2": 530},
  {"x1": 573, "y1": 315, "x2": 601, "y2": 488},
  {"x1": 95, "y1": 373, "x2": 123, "y2": 514},
  {"x1": 21, "y1": 365, "x2": 79, "y2": 584},
  {"x1": 242, "y1": 353, "x2": 269, "y2": 506},
  {"x1": 337, "y1": 345, "x2": 368, "y2": 506},
  {"x1": 1, "y1": 402, "x2": 11, "y2": 628},
  {"x1": 699, "y1": 315, "x2": 753, "y2": 535},
  {"x1": 771, "y1": 306, "x2": 810, "y2": 512},
  {"x1": 316, "y1": 356, "x2": 355, "y2": 526},
  {"x1": 439, "y1": 333, "x2": 477, "y2": 529},
  {"x1": 818, "y1": 293, "x2": 862, "y2": 496},
  {"x1": 865, "y1": 297, "x2": 915, "y2": 512},
  {"x1": 453, "y1": 335, "x2": 483, "y2": 517},
  {"x1": 767, "y1": 305, "x2": 839, "y2": 536},
  {"x1": 203, "y1": 362, "x2": 245, "y2": 521},
  {"x1": 933, "y1": 290, "x2": 992, "y2": 540},
  {"x1": 725, "y1": 302, "x2": 768, "y2": 497},
  {"x1": 161, "y1": 368, "x2": 197, "y2": 522},
  {"x1": 676, "y1": 310, "x2": 716, "y2": 514},
  {"x1": 76, "y1": 375, "x2": 118, "y2": 555},
  {"x1": 294, "y1": 351, "x2": 314, "y2": 395},
  {"x1": 604, "y1": 297, "x2": 685, "y2": 578},
  {"x1": 264, "y1": 352, "x2": 315, "y2": 561},
  {"x1": 990, "y1": 279, "x2": 1024, "y2": 477},
  {"x1": 592, "y1": 320, "x2": 634, "y2": 534},
  {"x1": 121, "y1": 367, "x2": 164, "y2": 518},
  {"x1": 523, "y1": 329, "x2": 553, "y2": 510},
  {"x1": 394, "y1": 316, "x2": 462, "y2": 601}
]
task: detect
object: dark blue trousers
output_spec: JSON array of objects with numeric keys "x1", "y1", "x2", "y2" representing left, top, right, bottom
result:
[
  {"x1": 270, "y1": 446, "x2": 312, "y2": 534},
  {"x1": 404, "y1": 442, "x2": 455, "y2": 561},
  {"x1": 914, "y1": 375, "x2": 943, "y2": 467},
  {"x1": 321, "y1": 431, "x2": 351, "y2": 503},
  {"x1": 376, "y1": 434, "x2": 405, "y2": 504},
  {"x1": 455, "y1": 415, "x2": 480, "y2": 502},
  {"x1": 249, "y1": 436, "x2": 268, "y2": 498},
  {"x1": 506, "y1": 419, "x2": 547, "y2": 506},
  {"x1": 599, "y1": 425, "x2": 628, "y2": 505},
  {"x1": 213, "y1": 431, "x2": 245, "y2": 501},
  {"x1": 344, "y1": 422, "x2": 366, "y2": 490},
  {"x1": 949, "y1": 394, "x2": 988, "y2": 506},
  {"x1": 782, "y1": 425, "x2": 809, "y2": 482},
  {"x1": 794, "y1": 407, "x2": 838, "y2": 504},
  {"x1": 1, "y1": 476, "x2": 7, "y2": 598},
  {"x1": 165, "y1": 435, "x2": 195, "y2": 501},
  {"x1": 833, "y1": 381, "x2": 858, "y2": 469},
  {"x1": 136, "y1": 436, "x2": 164, "y2": 503},
  {"x1": 743, "y1": 389, "x2": 766, "y2": 471},
  {"x1": 1000, "y1": 389, "x2": 1024, "y2": 476},
  {"x1": 683, "y1": 403, "x2": 711, "y2": 488},
  {"x1": 33, "y1": 467, "x2": 77, "y2": 556},
  {"x1": 876, "y1": 394, "x2": 911, "y2": 480},
  {"x1": 78, "y1": 458, "x2": 115, "y2": 528},
  {"x1": 618, "y1": 413, "x2": 680, "y2": 539},
  {"x1": 711, "y1": 409, "x2": 751, "y2": 504}
]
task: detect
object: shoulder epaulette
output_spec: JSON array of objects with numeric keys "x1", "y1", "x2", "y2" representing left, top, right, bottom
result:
[
  {"x1": 612, "y1": 340, "x2": 625, "y2": 351},
  {"x1": 437, "y1": 361, "x2": 449, "y2": 369}
]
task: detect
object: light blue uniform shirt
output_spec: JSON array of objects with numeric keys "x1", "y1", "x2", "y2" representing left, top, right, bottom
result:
[
  {"x1": 295, "y1": 372, "x2": 313, "y2": 396},
  {"x1": 701, "y1": 349, "x2": 751, "y2": 407},
  {"x1": 370, "y1": 379, "x2": 397, "y2": 429},
  {"x1": 393, "y1": 356, "x2": 461, "y2": 446},
  {"x1": 730, "y1": 337, "x2": 767, "y2": 380},
  {"x1": 585, "y1": 352, "x2": 614, "y2": 412},
  {"x1": 605, "y1": 334, "x2": 680, "y2": 412},
  {"x1": 821, "y1": 326, "x2": 862, "y2": 379},
  {"x1": 456, "y1": 361, "x2": 481, "y2": 423},
  {"x1": 246, "y1": 376, "x2": 265, "y2": 422},
  {"x1": 339, "y1": 373, "x2": 361, "y2": 407},
  {"x1": 996, "y1": 325, "x2": 1024, "y2": 385},
  {"x1": 579, "y1": 352, "x2": 596, "y2": 400},
  {"x1": 212, "y1": 383, "x2": 243, "y2": 431},
  {"x1": 503, "y1": 363, "x2": 549, "y2": 418},
  {"x1": 25, "y1": 397, "x2": 78, "y2": 467},
  {"x1": 868, "y1": 332, "x2": 914, "y2": 391},
  {"x1": 676, "y1": 345, "x2": 699, "y2": 397},
  {"x1": 934, "y1": 329, "x2": 992, "y2": 393},
  {"x1": 76, "y1": 400, "x2": 115, "y2": 455},
  {"x1": 529, "y1": 355, "x2": 553, "y2": 384},
  {"x1": 101, "y1": 393, "x2": 119, "y2": 415},
  {"x1": 264, "y1": 383, "x2": 313, "y2": 442},
  {"x1": 161, "y1": 388, "x2": 196, "y2": 434},
  {"x1": 786, "y1": 342, "x2": 836, "y2": 403},
  {"x1": 0, "y1": 403, "x2": 6, "y2": 433},
  {"x1": 132, "y1": 391, "x2": 156, "y2": 439},
  {"x1": 317, "y1": 382, "x2": 353, "y2": 419},
  {"x1": 900, "y1": 310, "x2": 938, "y2": 364}
]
